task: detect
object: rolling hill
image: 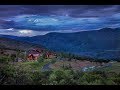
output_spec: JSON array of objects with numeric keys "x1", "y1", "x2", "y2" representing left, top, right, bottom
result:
[
  {"x1": 0, "y1": 37, "x2": 46, "y2": 51},
  {"x1": 1, "y1": 28, "x2": 120, "y2": 60}
]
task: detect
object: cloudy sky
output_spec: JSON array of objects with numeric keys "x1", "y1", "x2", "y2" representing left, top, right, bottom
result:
[{"x1": 0, "y1": 5, "x2": 120, "y2": 36}]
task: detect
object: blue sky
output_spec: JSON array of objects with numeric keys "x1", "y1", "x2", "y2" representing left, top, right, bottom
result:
[{"x1": 0, "y1": 5, "x2": 120, "y2": 36}]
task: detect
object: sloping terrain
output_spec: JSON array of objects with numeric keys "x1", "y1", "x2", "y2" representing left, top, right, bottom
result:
[
  {"x1": 0, "y1": 37, "x2": 45, "y2": 51},
  {"x1": 1, "y1": 28, "x2": 120, "y2": 60}
]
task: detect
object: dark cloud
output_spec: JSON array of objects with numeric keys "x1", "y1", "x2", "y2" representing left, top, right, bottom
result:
[
  {"x1": 0, "y1": 5, "x2": 120, "y2": 18},
  {"x1": 0, "y1": 5, "x2": 120, "y2": 36},
  {"x1": 69, "y1": 5, "x2": 120, "y2": 18},
  {"x1": 0, "y1": 5, "x2": 23, "y2": 18}
]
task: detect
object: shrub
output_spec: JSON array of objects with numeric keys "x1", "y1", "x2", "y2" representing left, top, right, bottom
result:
[
  {"x1": 51, "y1": 58, "x2": 57, "y2": 64},
  {"x1": 48, "y1": 68, "x2": 77, "y2": 85},
  {"x1": 38, "y1": 56, "x2": 44, "y2": 63},
  {"x1": 78, "y1": 72, "x2": 104, "y2": 85},
  {"x1": 0, "y1": 56, "x2": 10, "y2": 63}
]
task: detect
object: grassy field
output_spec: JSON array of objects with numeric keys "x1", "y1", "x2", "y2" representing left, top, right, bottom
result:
[
  {"x1": 97, "y1": 62, "x2": 120, "y2": 74},
  {"x1": 13, "y1": 59, "x2": 52, "y2": 72},
  {"x1": 50, "y1": 60, "x2": 99, "y2": 71}
]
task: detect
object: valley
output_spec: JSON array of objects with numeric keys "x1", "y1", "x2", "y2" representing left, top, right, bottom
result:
[
  {"x1": 0, "y1": 36, "x2": 120, "y2": 85},
  {"x1": 2, "y1": 28, "x2": 120, "y2": 60}
]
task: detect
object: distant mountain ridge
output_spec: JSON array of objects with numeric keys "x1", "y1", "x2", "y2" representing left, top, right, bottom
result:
[
  {"x1": 0, "y1": 37, "x2": 46, "y2": 51},
  {"x1": 1, "y1": 28, "x2": 120, "y2": 60}
]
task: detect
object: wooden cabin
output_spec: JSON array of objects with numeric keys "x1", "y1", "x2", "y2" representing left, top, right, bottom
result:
[
  {"x1": 45, "y1": 51, "x2": 57, "y2": 59},
  {"x1": 27, "y1": 49, "x2": 42, "y2": 61},
  {"x1": 27, "y1": 48, "x2": 57, "y2": 61}
]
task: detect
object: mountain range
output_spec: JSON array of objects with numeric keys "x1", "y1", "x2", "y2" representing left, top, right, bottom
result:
[
  {"x1": 1, "y1": 28, "x2": 120, "y2": 60},
  {"x1": 0, "y1": 37, "x2": 45, "y2": 51}
]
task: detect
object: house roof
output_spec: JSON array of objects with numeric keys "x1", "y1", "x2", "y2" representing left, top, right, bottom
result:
[{"x1": 28, "y1": 49, "x2": 40, "y2": 55}]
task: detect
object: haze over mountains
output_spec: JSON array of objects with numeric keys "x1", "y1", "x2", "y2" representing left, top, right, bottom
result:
[{"x1": 0, "y1": 27, "x2": 120, "y2": 60}]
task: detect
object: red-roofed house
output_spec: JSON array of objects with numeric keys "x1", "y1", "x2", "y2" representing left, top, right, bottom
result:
[{"x1": 27, "y1": 49, "x2": 42, "y2": 61}]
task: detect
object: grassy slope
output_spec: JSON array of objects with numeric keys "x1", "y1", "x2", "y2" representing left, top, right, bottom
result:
[
  {"x1": 13, "y1": 59, "x2": 52, "y2": 72},
  {"x1": 97, "y1": 62, "x2": 120, "y2": 74}
]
